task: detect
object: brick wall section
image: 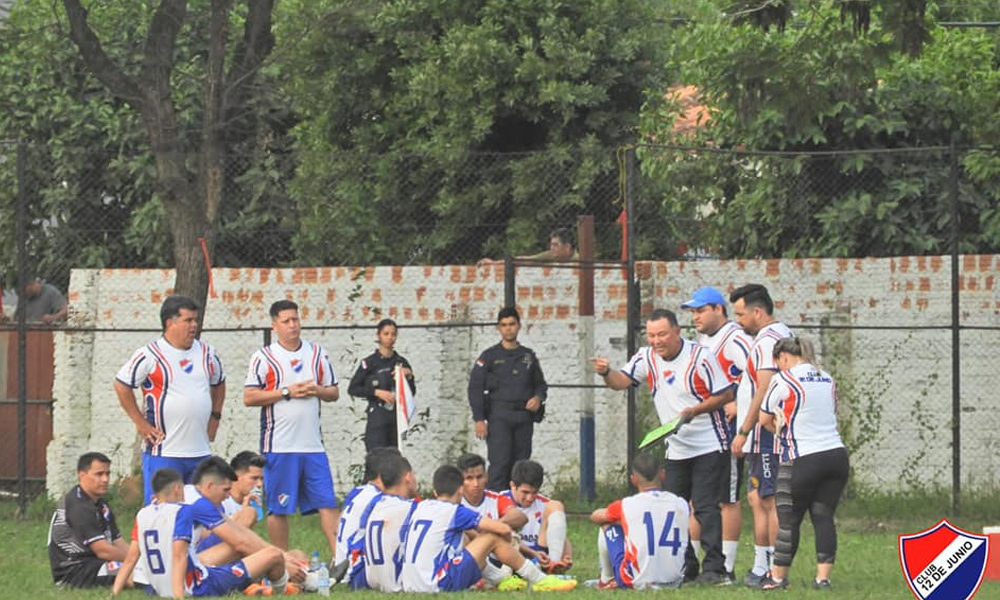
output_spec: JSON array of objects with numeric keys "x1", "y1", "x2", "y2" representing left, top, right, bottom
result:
[{"x1": 47, "y1": 256, "x2": 1000, "y2": 497}]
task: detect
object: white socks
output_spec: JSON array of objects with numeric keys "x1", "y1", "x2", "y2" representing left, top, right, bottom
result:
[
  {"x1": 723, "y1": 540, "x2": 738, "y2": 573},
  {"x1": 597, "y1": 529, "x2": 614, "y2": 583},
  {"x1": 515, "y1": 558, "x2": 546, "y2": 584},
  {"x1": 546, "y1": 511, "x2": 567, "y2": 562},
  {"x1": 482, "y1": 561, "x2": 511, "y2": 586},
  {"x1": 753, "y1": 545, "x2": 770, "y2": 575},
  {"x1": 271, "y1": 571, "x2": 289, "y2": 594}
]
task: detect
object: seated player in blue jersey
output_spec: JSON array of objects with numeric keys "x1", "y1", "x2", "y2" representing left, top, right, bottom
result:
[
  {"x1": 501, "y1": 459, "x2": 574, "y2": 574},
  {"x1": 589, "y1": 453, "x2": 689, "y2": 590},
  {"x1": 399, "y1": 465, "x2": 576, "y2": 592},
  {"x1": 112, "y1": 467, "x2": 288, "y2": 598},
  {"x1": 350, "y1": 453, "x2": 418, "y2": 591},
  {"x1": 334, "y1": 447, "x2": 402, "y2": 586}
]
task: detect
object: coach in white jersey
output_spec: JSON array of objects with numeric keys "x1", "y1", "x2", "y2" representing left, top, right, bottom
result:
[
  {"x1": 758, "y1": 337, "x2": 848, "y2": 591},
  {"x1": 115, "y1": 296, "x2": 226, "y2": 504},
  {"x1": 729, "y1": 284, "x2": 793, "y2": 587},
  {"x1": 592, "y1": 308, "x2": 733, "y2": 586},
  {"x1": 244, "y1": 300, "x2": 340, "y2": 558},
  {"x1": 682, "y1": 286, "x2": 752, "y2": 580},
  {"x1": 590, "y1": 452, "x2": 689, "y2": 589}
]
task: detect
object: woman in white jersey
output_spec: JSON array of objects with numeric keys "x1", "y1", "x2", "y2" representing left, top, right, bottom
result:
[{"x1": 758, "y1": 337, "x2": 849, "y2": 591}]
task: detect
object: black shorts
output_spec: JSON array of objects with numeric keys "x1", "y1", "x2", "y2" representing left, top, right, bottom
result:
[
  {"x1": 56, "y1": 557, "x2": 119, "y2": 588},
  {"x1": 723, "y1": 453, "x2": 744, "y2": 504}
]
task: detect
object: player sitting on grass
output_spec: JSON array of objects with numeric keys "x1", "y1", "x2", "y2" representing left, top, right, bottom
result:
[
  {"x1": 333, "y1": 447, "x2": 402, "y2": 586},
  {"x1": 400, "y1": 465, "x2": 576, "y2": 592},
  {"x1": 351, "y1": 452, "x2": 418, "y2": 591},
  {"x1": 112, "y1": 467, "x2": 288, "y2": 597},
  {"x1": 501, "y1": 459, "x2": 574, "y2": 573},
  {"x1": 183, "y1": 451, "x2": 266, "y2": 552},
  {"x1": 589, "y1": 452, "x2": 689, "y2": 590}
]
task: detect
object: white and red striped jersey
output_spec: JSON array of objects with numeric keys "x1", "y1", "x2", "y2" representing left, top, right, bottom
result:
[
  {"x1": 116, "y1": 339, "x2": 225, "y2": 457},
  {"x1": 460, "y1": 490, "x2": 516, "y2": 521},
  {"x1": 620, "y1": 339, "x2": 730, "y2": 459},
  {"x1": 500, "y1": 490, "x2": 549, "y2": 551},
  {"x1": 741, "y1": 322, "x2": 793, "y2": 453},
  {"x1": 761, "y1": 363, "x2": 844, "y2": 463},
  {"x1": 360, "y1": 493, "x2": 416, "y2": 592},
  {"x1": 603, "y1": 489, "x2": 689, "y2": 588},
  {"x1": 699, "y1": 321, "x2": 752, "y2": 451},
  {"x1": 244, "y1": 340, "x2": 337, "y2": 453},
  {"x1": 400, "y1": 499, "x2": 481, "y2": 592}
]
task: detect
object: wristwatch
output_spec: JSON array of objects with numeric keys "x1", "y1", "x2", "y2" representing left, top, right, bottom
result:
[{"x1": 281, "y1": 387, "x2": 291, "y2": 400}]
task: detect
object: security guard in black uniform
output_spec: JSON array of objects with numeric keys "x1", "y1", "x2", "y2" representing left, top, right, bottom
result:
[
  {"x1": 468, "y1": 306, "x2": 548, "y2": 491},
  {"x1": 348, "y1": 318, "x2": 416, "y2": 450}
]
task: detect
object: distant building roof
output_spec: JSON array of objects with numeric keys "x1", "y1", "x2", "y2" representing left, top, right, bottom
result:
[{"x1": 666, "y1": 85, "x2": 710, "y2": 135}]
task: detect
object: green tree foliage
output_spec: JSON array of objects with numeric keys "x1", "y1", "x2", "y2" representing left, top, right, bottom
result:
[
  {"x1": 282, "y1": 0, "x2": 669, "y2": 264},
  {"x1": 639, "y1": 1, "x2": 1000, "y2": 259}
]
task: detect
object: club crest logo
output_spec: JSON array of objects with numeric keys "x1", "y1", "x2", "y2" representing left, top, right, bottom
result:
[
  {"x1": 662, "y1": 370, "x2": 676, "y2": 385},
  {"x1": 230, "y1": 565, "x2": 246, "y2": 577},
  {"x1": 291, "y1": 359, "x2": 303, "y2": 373},
  {"x1": 277, "y1": 493, "x2": 290, "y2": 507},
  {"x1": 179, "y1": 359, "x2": 194, "y2": 374},
  {"x1": 899, "y1": 519, "x2": 988, "y2": 600}
]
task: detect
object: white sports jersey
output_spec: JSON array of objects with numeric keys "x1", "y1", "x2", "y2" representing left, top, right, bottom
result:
[
  {"x1": 741, "y1": 322, "x2": 793, "y2": 454},
  {"x1": 762, "y1": 363, "x2": 845, "y2": 463},
  {"x1": 603, "y1": 489, "x2": 689, "y2": 589},
  {"x1": 499, "y1": 490, "x2": 549, "y2": 550},
  {"x1": 460, "y1": 490, "x2": 516, "y2": 521},
  {"x1": 620, "y1": 340, "x2": 730, "y2": 459},
  {"x1": 337, "y1": 483, "x2": 381, "y2": 581},
  {"x1": 116, "y1": 339, "x2": 224, "y2": 457},
  {"x1": 400, "y1": 499, "x2": 481, "y2": 592},
  {"x1": 361, "y1": 493, "x2": 416, "y2": 592},
  {"x1": 183, "y1": 484, "x2": 240, "y2": 516},
  {"x1": 133, "y1": 502, "x2": 190, "y2": 597},
  {"x1": 699, "y1": 321, "x2": 752, "y2": 453},
  {"x1": 244, "y1": 340, "x2": 337, "y2": 453}
]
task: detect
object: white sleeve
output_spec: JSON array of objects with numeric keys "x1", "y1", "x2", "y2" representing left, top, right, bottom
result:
[
  {"x1": 619, "y1": 348, "x2": 649, "y2": 387},
  {"x1": 116, "y1": 347, "x2": 153, "y2": 388}
]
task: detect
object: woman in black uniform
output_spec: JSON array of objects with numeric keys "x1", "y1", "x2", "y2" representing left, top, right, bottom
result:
[{"x1": 348, "y1": 319, "x2": 416, "y2": 450}]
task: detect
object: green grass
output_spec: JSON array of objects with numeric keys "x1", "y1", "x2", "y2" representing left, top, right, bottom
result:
[{"x1": 3, "y1": 495, "x2": 998, "y2": 600}]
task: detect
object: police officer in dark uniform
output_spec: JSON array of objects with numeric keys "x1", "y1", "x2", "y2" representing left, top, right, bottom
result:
[
  {"x1": 348, "y1": 318, "x2": 416, "y2": 450},
  {"x1": 468, "y1": 306, "x2": 548, "y2": 491}
]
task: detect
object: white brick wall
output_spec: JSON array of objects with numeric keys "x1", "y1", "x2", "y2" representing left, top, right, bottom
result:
[{"x1": 47, "y1": 256, "x2": 1000, "y2": 497}]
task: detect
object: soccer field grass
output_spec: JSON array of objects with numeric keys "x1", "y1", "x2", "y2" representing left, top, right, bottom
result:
[{"x1": 4, "y1": 496, "x2": 998, "y2": 600}]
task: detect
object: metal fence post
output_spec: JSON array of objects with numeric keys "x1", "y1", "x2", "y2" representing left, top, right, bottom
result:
[
  {"x1": 16, "y1": 142, "x2": 27, "y2": 518},
  {"x1": 577, "y1": 216, "x2": 595, "y2": 503},
  {"x1": 624, "y1": 147, "x2": 638, "y2": 484},
  {"x1": 949, "y1": 137, "x2": 961, "y2": 516},
  {"x1": 503, "y1": 254, "x2": 515, "y2": 309}
]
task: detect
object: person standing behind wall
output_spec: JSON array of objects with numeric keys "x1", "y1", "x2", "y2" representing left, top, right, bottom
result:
[
  {"x1": 468, "y1": 307, "x2": 548, "y2": 491},
  {"x1": 348, "y1": 318, "x2": 416, "y2": 450}
]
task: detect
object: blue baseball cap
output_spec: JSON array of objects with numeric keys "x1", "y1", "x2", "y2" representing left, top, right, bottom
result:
[{"x1": 681, "y1": 286, "x2": 726, "y2": 309}]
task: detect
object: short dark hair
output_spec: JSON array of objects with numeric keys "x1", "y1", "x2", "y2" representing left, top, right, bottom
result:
[
  {"x1": 455, "y1": 453, "x2": 486, "y2": 473},
  {"x1": 432, "y1": 465, "x2": 464, "y2": 497},
  {"x1": 631, "y1": 452, "x2": 662, "y2": 483},
  {"x1": 363, "y1": 447, "x2": 402, "y2": 482},
  {"x1": 497, "y1": 306, "x2": 520, "y2": 324},
  {"x1": 730, "y1": 284, "x2": 774, "y2": 315},
  {"x1": 376, "y1": 318, "x2": 397, "y2": 333},
  {"x1": 77, "y1": 452, "x2": 111, "y2": 473},
  {"x1": 550, "y1": 227, "x2": 574, "y2": 247},
  {"x1": 193, "y1": 455, "x2": 238, "y2": 485},
  {"x1": 379, "y1": 454, "x2": 413, "y2": 488},
  {"x1": 647, "y1": 308, "x2": 679, "y2": 327},
  {"x1": 160, "y1": 296, "x2": 199, "y2": 329},
  {"x1": 269, "y1": 300, "x2": 298, "y2": 319},
  {"x1": 230, "y1": 451, "x2": 266, "y2": 473},
  {"x1": 14, "y1": 273, "x2": 39, "y2": 288},
  {"x1": 510, "y1": 459, "x2": 544, "y2": 488},
  {"x1": 151, "y1": 468, "x2": 183, "y2": 495}
]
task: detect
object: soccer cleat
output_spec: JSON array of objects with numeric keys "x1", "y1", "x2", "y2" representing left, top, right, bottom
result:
[
  {"x1": 531, "y1": 574, "x2": 578, "y2": 592},
  {"x1": 497, "y1": 576, "x2": 529, "y2": 591},
  {"x1": 328, "y1": 558, "x2": 350, "y2": 584},
  {"x1": 744, "y1": 568, "x2": 766, "y2": 588},
  {"x1": 726, "y1": 571, "x2": 736, "y2": 584},
  {"x1": 283, "y1": 583, "x2": 302, "y2": 595},
  {"x1": 695, "y1": 571, "x2": 732, "y2": 586},
  {"x1": 760, "y1": 573, "x2": 789, "y2": 591},
  {"x1": 813, "y1": 579, "x2": 832, "y2": 590},
  {"x1": 243, "y1": 582, "x2": 273, "y2": 596}
]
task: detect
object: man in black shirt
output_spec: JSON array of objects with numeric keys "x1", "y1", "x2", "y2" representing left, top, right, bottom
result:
[
  {"x1": 348, "y1": 318, "x2": 416, "y2": 450},
  {"x1": 468, "y1": 307, "x2": 548, "y2": 491},
  {"x1": 48, "y1": 452, "x2": 129, "y2": 587}
]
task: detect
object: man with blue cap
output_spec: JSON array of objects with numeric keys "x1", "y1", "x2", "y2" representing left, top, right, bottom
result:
[{"x1": 681, "y1": 286, "x2": 753, "y2": 584}]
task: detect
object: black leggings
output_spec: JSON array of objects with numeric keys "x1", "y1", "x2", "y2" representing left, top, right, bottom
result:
[{"x1": 773, "y1": 447, "x2": 849, "y2": 568}]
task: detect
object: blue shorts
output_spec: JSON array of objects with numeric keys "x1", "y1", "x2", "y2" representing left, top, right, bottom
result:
[
  {"x1": 143, "y1": 454, "x2": 207, "y2": 504},
  {"x1": 747, "y1": 452, "x2": 778, "y2": 499},
  {"x1": 437, "y1": 549, "x2": 483, "y2": 592},
  {"x1": 603, "y1": 524, "x2": 630, "y2": 588},
  {"x1": 348, "y1": 561, "x2": 368, "y2": 590},
  {"x1": 191, "y1": 561, "x2": 252, "y2": 596},
  {"x1": 263, "y1": 452, "x2": 338, "y2": 515}
]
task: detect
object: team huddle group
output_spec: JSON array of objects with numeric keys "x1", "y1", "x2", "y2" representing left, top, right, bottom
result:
[{"x1": 46, "y1": 282, "x2": 850, "y2": 595}]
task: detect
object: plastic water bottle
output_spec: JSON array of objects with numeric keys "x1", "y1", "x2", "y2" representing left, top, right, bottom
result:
[
  {"x1": 317, "y1": 563, "x2": 331, "y2": 596},
  {"x1": 309, "y1": 551, "x2": 322, "y2": 572},
  {"x1": 249, "y1": 486, "x2": 264, "y2": 522}
]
